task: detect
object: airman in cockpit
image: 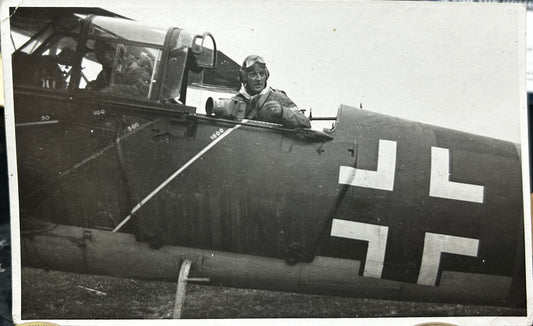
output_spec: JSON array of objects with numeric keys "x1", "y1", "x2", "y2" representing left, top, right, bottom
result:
[
  {"x1": 214, "y1": 55, "x2": 311, "y2": 129},
  {"x1": 86, "y1": 39, "x2": 151, "y2": 97}
]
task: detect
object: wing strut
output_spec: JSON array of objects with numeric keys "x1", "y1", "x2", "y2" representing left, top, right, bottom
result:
[{"x1": 172, "y1": 260, "x2": 210, "y2": 318}]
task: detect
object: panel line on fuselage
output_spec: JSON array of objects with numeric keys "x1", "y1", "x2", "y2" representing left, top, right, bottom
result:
[
  {"x1": 22, "y1": 119, "x2": 159, "y2": 201},
  {"x1": 112, "y1": 119, "x2": 250, "y2": 232},
  {"x1": 15, "y1": 120, "x2": 60, "y2": 127}
]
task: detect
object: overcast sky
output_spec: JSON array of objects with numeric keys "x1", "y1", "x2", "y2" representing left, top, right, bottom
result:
[
  {"x1": 0, "y1": 0, "x2": 527, "y2": 143},
  {"x1": 100, "y1": 0, "x2": 526, "y2": 143}
]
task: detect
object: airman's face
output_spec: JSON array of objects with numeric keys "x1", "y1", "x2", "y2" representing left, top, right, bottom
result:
[
  {"x1": 244, "y1": 64, "x2": 267, "y2": 95},
  {"x1": 95, "y1": 42, "x2": 117, "y2": 70}
]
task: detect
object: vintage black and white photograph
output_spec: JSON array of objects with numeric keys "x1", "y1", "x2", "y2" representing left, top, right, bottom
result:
[{"x1": 1, "y1": 0, "x2": 531, "y2": 325}]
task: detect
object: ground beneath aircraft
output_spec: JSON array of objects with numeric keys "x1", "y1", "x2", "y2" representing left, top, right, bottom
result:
[{"x1": 20, "y1": 267, "x2": 526, "y2": 319}]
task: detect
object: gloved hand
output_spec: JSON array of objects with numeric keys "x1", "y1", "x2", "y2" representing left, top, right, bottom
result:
[{"x1": 263, "y1": 100, "x2": 283, "y2": 119}]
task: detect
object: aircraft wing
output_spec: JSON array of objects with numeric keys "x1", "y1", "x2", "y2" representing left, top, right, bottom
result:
[{"x1": 9, "y1": 7, "x2": 129, "y2": 39}]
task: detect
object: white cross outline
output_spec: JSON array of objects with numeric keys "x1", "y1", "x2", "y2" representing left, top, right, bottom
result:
[
  {"x1": 429, "y1": 147, "x2": 484, "y2": 203},
  {"x1": 338, "y1": 139, "x2": 397, "y2": 191},
  {"x1": 330, "y1": 218, "x2": 389, "y2": 279},
  {"x1": 417, "y1": 232, "x2": 479, "y2": 286}
]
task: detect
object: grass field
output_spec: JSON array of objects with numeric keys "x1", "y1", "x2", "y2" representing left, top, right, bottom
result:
[{"x1": 19, "y1": 267, "x2": 526, "y2": 320}]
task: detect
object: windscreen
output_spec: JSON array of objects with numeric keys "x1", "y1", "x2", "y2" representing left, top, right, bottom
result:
[
  {"x1": 79, "y1": 17, "x2": 167, "y2": 98},
  {"x1": 159, "y1": 28, "x2": 192, "y2": 102}
]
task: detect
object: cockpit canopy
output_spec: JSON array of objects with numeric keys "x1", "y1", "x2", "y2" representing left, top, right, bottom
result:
[{"x1": 12, "y1": 13, "x2": 216, "y2": 103}]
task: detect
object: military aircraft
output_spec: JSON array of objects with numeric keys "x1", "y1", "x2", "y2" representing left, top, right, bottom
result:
[{"x1": 5, "y1": 6, "x2": 527, "y2": 316}]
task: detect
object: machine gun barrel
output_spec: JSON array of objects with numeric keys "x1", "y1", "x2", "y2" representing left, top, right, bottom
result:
[{"x1": 309, "y1": 117, "x2": 337, "y2": 121}]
